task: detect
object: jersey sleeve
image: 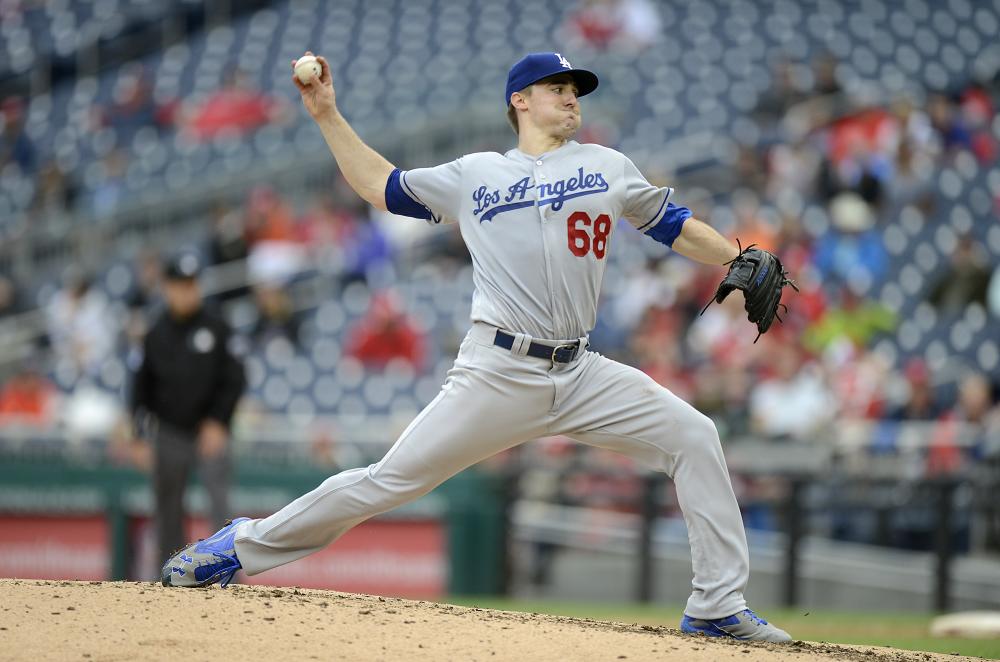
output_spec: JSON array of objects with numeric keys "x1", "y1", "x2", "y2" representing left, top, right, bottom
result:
[
  {"x1": 620, "y1": 156, "x2": 690, "y2": 247},
  {"x1": 384, "y1": 158, "x2": 462, "y2": 225}
]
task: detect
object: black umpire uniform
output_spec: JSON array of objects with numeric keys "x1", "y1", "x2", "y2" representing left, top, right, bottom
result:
[{"x1": 130, "y1": 252, "x2": 245, "y2": 564}]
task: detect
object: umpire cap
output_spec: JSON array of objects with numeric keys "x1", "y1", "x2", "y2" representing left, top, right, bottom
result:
[{"x1": 163, "y1": 252, "x2": 203, "y2": 281}]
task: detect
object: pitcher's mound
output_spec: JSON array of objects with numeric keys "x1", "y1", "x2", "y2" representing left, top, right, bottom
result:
[{"x1": 0, "y1": 579, "x2": 980, "y2": 661}]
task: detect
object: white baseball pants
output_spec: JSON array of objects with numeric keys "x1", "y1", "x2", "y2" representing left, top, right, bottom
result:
[{"x1": 234, "y1": 322, "x2": 750, "y2": 619}]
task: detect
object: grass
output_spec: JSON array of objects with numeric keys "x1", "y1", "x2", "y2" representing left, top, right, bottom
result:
[{"x1": 446, "y1": 596, "x2": 1000, "y2": 660}]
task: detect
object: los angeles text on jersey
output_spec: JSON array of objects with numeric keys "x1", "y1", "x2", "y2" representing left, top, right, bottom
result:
[{"x1": 473, "y1": 167, "x2": 609, "y2": 222}]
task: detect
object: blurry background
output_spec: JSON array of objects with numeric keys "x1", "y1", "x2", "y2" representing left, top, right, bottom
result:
[{"x1": 0, "y1": 0, "x2": 999, "y2": 642}]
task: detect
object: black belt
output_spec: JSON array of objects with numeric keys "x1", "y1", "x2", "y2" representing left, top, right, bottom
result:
[{"x1": 493, "y1": 330, "x2": 581, "y2": 363}]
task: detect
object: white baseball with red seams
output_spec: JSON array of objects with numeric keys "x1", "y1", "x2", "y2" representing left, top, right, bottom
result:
[{"x1": 293, "y1": 55, "x2": 321, "y2": 85}]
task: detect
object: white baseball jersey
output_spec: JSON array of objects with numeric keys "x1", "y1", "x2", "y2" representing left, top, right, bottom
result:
[{"x1": 388, "y1": 140, "x2": 690, "y2": 339}]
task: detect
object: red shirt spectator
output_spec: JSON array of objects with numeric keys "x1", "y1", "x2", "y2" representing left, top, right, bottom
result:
[
  {"x1": 0, "y1": 368, "x2": 57, "y2": 426},
  {"x1": 827, "y1": 108, "x2": 897, "y2": 165},
  {"x1": 345, "y1": 292, "x2": 426, "y2": 371},
  {"x1": 565, "y1": 0, "x2": 621, "y2": 50},
  {"x1": 185, "y1": 72, "x2": 286, "y2": 141}
]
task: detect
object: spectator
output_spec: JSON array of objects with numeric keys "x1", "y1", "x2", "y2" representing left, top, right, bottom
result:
[
  {"x1": 90, "y1": 149, "x2": 127, "y2": 218},
  {"x1": 0, "y1": 97, "x2": 34, "y2": 172},
  {"x1": 886, "y1": 138, "x2": 934, "y2": 209},
  {"x1": 561, "y1": 0, "x2": 661, "y2": 53},
  {"x1": 959, "y1": 83, "x2": 997, "y2": 164},
  {"x1": 780, "y1": 53, "x2": 846, "y2": 136},
  {"x1": 927, "y1": 234, "x2": 991, "y2": 315},
  {"x1": 204, "y1": 201, "x2": 250, "y2": 305},
  {"x1": 693, "y1": 364, "x2": 753, "y2": 438},
  {"x1": 345, "y1": 291, "x2": 426, "y2": 371},
  {"x1": 245, "y1": 186, "x2": 308, "y2": 289},
  {"x1": 587, "y1": 299, "x2": 631, "y2": 360},
  {"x1": 32, "y1": 159, "x2": 77, "y2": 217},
  {"x1": 611, "y1": 256, "x2": 676, "y2": 335},
  {"x1": 734, "y1": 144, "x2": 769, "y2": 193},
  {"x1": 611, "y1": 0, "x2": 661, "y2": 52},
  {"x1": 630, "y1": 305, "x2": 692, "y2": 398},
  {"x1": 297, "y1": 192, "x2": 355, "y2": 275},
  {"x1": 812, "y1": 52, "x2": 842, "y2": 97},
  {"x1": 731, "y1": 190, "x2": 778, "y2": 249},
  {"x1": 754, "y1": 59, "x2": 806, "y2": 124},
  {"x1": 928, "y1": 372, "x2": 997, "y2": 475},
  {"x1": 927, "y1": 93, "x2": 973, "y2": 154},
  {"x1": 686, "y1": 287, "x2": 754, "y2": 368},
  {"x1": 205, "y1": 202, "x2": 251, "y2": 303},
  {"x1": 774, "y1": 213, "x2": 816, "y2": 282},
  {"x1": 813, "y1": 192, "x2": 888, "y2": 293},
  {"x1": 827, "y1": 348, "x2": 890, "y2": 419},
  {"x1": 951, "y1": 373, "x2": 996, "y2": 427},
  {"x1": 884, "y1": 359, "x2": 942, "y2": 421},
  {"x1": 749, "y1": 344, "x2": 834, "y2": 440},
  {"x1": 250, "y1": 282, "x2": 301, "y2": 349},
  {"x1": 342, "y1": 201, "x2": 394, "y2": 286},
  {"x1": 562, "y1": 0, "x2": 622, "y2": 51},
  {"x1": 766, "y1": 141, "x2": 821, "y2": 200},
  {"x1": 803, "y1": 285, "x2": 895, "y2": 352},
  {"x1": 46, "y1": 269, "x2": 114, "y2": 380},
  {"x1": 890, "y1": 96, "x2": 936, "y2": 153},
  {"x1": 416, "y1": 223, "x2": 471, "y2": 276},
  {"x1": 102, "y1": 63, "x2": 165, "y2": 134},
  {"x1": 206, "y1": 203, "x2": 249, "y2": 267},
  {"x1": 817, "y1": 126, "x2": 893, "y2": 208},
  {"x1": 183, "y1": 70, "x2": 289, "y2": 141},
  {"x1": 0, "y1": 362, "x2": 58, "y2": 427},
  {"x1": 245, "y1": 186, "x2": 297, "y2": 245}
]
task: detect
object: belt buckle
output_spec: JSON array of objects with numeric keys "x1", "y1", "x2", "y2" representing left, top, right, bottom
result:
[{"x1": 550, "y1": 343, "x2": 578, "y2": 363}]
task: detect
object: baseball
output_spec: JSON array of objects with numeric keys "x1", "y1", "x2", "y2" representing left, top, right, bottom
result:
[{"x1": 294, "y1": 55, "x2": 321, "y2": 84}]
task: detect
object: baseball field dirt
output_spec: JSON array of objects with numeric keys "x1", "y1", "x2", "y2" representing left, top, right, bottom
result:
[{"x1": 0, "y1": 579, "x2": 985, "y2": 661}]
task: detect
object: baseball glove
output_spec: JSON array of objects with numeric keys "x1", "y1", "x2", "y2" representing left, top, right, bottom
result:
[{"x1": 699, "y1": 241, "x2": 798, "y2": 342}]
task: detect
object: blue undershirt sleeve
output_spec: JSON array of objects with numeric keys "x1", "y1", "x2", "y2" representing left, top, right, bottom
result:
[
  {"x1": 643, "y1": 202, "x2": 691, "y2": 248},
  {"x1": 384, "y1": 168, "x2": 433, "y2": 221}
]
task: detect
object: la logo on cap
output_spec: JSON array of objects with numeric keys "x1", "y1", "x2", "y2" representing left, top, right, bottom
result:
[{"x1": 556, "y1": 53, "x2": 572, "y2": 69}]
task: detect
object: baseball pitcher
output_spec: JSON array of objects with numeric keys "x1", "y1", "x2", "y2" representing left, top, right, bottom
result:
[{"x1": 161, "y1": 51, "x2": 794, "y2": 643}]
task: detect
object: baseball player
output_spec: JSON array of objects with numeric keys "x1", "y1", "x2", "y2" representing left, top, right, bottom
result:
[{"x1": 161, "y1": 51, "x2": 792, "y2": 643}]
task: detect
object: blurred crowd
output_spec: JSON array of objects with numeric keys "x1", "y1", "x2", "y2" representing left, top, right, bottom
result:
[
  {"x1": 0, "y1": 178, "x2": 430, "y2": 433},
  {"x1": 1, "y1": 4, "x2": 999, "y2": 482},
  {"x1": 586, "y1": 53, "x2": 1000, "y2": 473},
  {"x1": 0, "y1": 61, "x2": 292, "y2": 229}
]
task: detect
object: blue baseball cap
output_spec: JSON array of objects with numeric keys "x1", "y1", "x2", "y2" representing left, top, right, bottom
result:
[{"x1": 504, "y1": 52, "x2": 599, "y2": 108}]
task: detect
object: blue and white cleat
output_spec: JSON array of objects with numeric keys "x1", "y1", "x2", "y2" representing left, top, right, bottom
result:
[
  {"x1": 160, "y1": 517, "x2": 250, "y2": 588},
  {"x1": 680, "y1": 608, "x2": 792, "y2": 642}
]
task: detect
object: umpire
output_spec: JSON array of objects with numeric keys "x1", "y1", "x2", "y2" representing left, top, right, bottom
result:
[{"x1": 130, "y1": 251, "x2": 246, "y2": 565}]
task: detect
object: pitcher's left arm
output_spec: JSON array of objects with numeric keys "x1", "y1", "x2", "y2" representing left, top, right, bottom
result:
[{"x1": 671, "y1": 217, "x2": 739, "y2": 266}]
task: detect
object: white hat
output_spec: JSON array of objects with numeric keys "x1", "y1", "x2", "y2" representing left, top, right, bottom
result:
[{"x1": 830, "y1": 192, "x2": 873, "y2": 232}]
